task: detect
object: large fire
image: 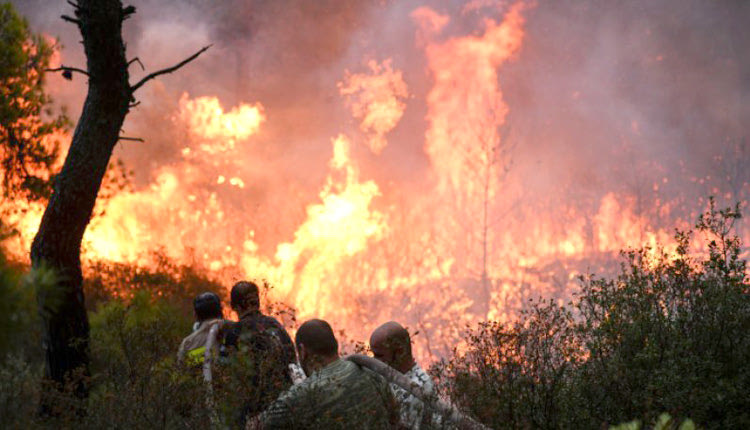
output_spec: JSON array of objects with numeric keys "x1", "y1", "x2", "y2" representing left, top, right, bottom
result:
[{"x1": 3, "y1": 0, "x2": 748, "y2": 364}]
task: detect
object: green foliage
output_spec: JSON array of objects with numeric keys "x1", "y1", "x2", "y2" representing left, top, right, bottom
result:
[
  {"x1": 0, "y1": 355, "x2": 40, "y2": 428},
  {"x1": 434, "y1": 199, "x2": 750, "y2": 429},
  {"x1": 0, "y1": 2, "x2": 69, "y2": 202},
  {"x1": 610, "y1": 413, "x2": 696, "y2": 430},
  {"x1": 89, "y1": 291, "x2": 190, "y2": 381},
  {"x1": 433, "y1": 300, "x2": 582, "y2": 429},
  {"x1": 82, "y1": 291, "x2": 212, "y2": 428},
  {"x1": 0, "y1": 252, "x2": 40, "y2": 361}
]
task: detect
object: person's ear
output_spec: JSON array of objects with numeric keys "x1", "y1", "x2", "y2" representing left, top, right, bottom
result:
[{"x1": 393, "y1": 344, "x2": 404, "y2": 360}]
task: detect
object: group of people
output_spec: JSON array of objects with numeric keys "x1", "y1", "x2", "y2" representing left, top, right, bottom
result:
[{"x1": 177, "y1": 281, "x2": 440, "y2": 430}]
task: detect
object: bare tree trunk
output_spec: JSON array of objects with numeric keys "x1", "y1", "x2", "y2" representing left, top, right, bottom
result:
[
  {"x1": 31, "y1": 1, "x2": 208, "y2": 409},
  {"x1": 31, "y1": 0, "x2": 129, "y2": 404}
]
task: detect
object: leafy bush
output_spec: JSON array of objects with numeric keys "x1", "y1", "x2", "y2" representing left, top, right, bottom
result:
[
  {"x1": 433, "y1": 301, "x2": 582, "y2": 429},
  {"x1": 434, "y1": 200, "x2": 750, "y2": 429},
  {"x1": 611, "y1": 413, "x2": 696, "y2": 430},
  {"x1": 0, "y1": 253, "x2": 41, "y2": 362},
  {"x1": 82, "y1": 291, "x2": 211, "y2": 428}
]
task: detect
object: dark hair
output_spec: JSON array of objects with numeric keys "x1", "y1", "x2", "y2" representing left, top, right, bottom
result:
[
  {"x1": 295, "y1": 319, "x2": 338, "y2": 356},
  {"x1": 194, "y1": 292, "x2": 222, "y2": 321},
  {"x1": 230, "y1": 281, "x2": 260, "y2": 310}
]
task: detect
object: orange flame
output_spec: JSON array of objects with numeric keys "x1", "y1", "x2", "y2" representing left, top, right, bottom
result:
[
  {"x1": 338, "y1": 59, "x2": 409, "y2": 153},
  {"x1": 2, "y1": 3, "x2": 747, "y2": 366}
]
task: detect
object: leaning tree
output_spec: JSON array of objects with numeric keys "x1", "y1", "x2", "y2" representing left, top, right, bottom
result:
[{"x1": 32, "y1": 0, "x2": 208, "y2": 403}]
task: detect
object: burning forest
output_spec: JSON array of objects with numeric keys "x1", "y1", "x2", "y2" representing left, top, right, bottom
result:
[{"x1": 1, "y1": 0, "x2": 749, "y2": 428}]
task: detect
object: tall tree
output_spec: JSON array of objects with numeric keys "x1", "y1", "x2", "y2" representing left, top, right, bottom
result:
[{"x1": 31, "y1": 0, "x2": 208, "y2": 404}]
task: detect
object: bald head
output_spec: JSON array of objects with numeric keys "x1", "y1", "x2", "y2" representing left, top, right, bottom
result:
[{"x1": 370, "y1": 321, "x2": 414, "y2": 373}]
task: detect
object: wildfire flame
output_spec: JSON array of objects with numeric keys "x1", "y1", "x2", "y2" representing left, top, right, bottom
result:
[
  {"x1": 2, "y1": 1, "x2": 748, "y2": 364},
  {"x1": 338, "y1": 59, "x2": 409, "y2": 154}
]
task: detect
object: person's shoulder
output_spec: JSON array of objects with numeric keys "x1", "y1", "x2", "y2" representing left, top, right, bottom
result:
[
  {"x1": 275, "y1": 370, "x2": 322, "y2": 403},
  {"x1": 409, "y1": 364, "x2": 436, "y2": 392},
  {"x1": 354, "y1": 362, "x2": 392, "y2": 392},
  {"x1": 258, "y1": 313, "x2": 286, "y2": 329},
  {"x1": 179, "y1": 327, "x2": 204, "y2": 349}
]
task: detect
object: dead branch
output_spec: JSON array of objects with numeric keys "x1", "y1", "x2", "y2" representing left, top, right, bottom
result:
[
  {"x1": 46, "y1": 66, "x2": 89, "y2": 80},
  {"x1": 129, "y1": 45, "x2": 211, "y2": 95},
  {"x1": 118, "y1": 136, "x2": 144, "y2": 142},
  {"x1": 128, "y1": 57, "x2": 145, "y2": 71},
  {"x1": 61, "y1": 15, "x2": 80, "y2": 25},
  {"x1": 121, "y1": 5, "x2": 136, "y2": 20}
]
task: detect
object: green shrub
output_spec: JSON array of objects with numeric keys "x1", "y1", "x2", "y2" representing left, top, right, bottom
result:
[
  {"x1": 432, "y1": 300, "x2": 582, "y2": 429},
  {"x1": 0, "y1": 252, "x2": 41, "y2": 362},
  {"x1": 434, "y1": 199, "x2": 750, "y2": 429},
  {"x1": 0, "y1": 355, "x2": 41, "y2": 429},
  {"x1": 83, "y1": 290, "x2": 211, "y2": 428}
]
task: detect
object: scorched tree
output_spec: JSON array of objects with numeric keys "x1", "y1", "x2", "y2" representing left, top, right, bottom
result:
[{"x1": 31, "y1": 0, "x2": 209, "y2": 405}]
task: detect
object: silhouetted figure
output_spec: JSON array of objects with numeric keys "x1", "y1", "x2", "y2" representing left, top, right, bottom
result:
[
  {"x1": 371, "y1": 321, "x2": 439, "y2": 429},
  {"x1": 223, "y1": 281, "x2": 296, "y2": 425},
  {"x1": 251, "y1": 319, "x2": 399, "y2": 429},
  {"x1": 178, "y1": 292, "x2": 226, "y2": 366}
]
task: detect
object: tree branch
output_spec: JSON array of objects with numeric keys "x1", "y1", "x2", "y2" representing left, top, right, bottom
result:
[
  {"x1": 118, "y1": 136, "x2": 144, "y2": 142},
  {"x1": 130, "y1": 45, "x2": 211, "y2": 94},
  {"x1": 121, "y1": 5, "x2": 136, "y2": 20},
  {"x1": 46, "y1": 66, "x2": 89, "y2": 80},
  {"x1": 128, "y1": 57, "x2": 145, "y2": 71},
  {"x1": 61, "y1": 15, "x2": 80, "y2": 25}
]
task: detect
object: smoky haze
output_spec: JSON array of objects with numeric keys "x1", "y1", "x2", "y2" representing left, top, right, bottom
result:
[
  {"x1": 9, "y1": 0, "x2": 750, "y2": 357},
  {"x1": 14, "y1": 0, "x2": 748, "y2": 202}
]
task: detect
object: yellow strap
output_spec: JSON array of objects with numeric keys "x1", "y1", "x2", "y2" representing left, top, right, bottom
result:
[{"x1": 186, "y1": 346, "x2": 206, "y2": 365}]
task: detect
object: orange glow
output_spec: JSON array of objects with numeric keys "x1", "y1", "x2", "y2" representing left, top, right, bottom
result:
[
  {"x1": 2, "y1": 3, "x2": 748, "y2": 367},
  {"x1": 338, "y1": 59, "x2": 409, "y2": 153}
]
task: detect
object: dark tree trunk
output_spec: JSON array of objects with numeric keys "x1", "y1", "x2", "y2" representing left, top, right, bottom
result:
[{"x1": 31, "y1": 0, "x2": 129, "y2": 403}]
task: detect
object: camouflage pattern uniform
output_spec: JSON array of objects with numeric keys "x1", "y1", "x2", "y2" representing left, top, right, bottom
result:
[
  {"x1": 259, "y1": 359, "x2": 398, "y2": 429},
  {"x1": 391, "y1": 364, "x2": 439, "y2": 429},
  {"x1": 223, "y1": 310, "x2": 296, "y2": 423}
]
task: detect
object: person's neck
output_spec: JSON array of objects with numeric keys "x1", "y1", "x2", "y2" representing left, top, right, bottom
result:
[
  {"x1": 395, "y1": 357, "x2": 416, "y2": 374},
  {"x1": 305, "y1": 354, "x2": 339, "y2": 375},
  {"x1": 238, "y1": 308, "x2": 260, "y2": 319}
]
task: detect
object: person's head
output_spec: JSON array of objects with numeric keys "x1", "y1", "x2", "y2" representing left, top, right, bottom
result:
[
  {"x1": 295, "y1": 319, "x2": 339, "y2": 375},
  {"x1": 193, "y1": 292, "x2": 222, "y2": 322},
  {"x1": 230, "y1": 281, "x2": 260, "y2": 314},
  {"x1": 370, "y1": 321, "x2": 414, "y2": 373}
]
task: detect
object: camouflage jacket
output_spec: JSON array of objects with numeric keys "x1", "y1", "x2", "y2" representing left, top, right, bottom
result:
[{"x1": 259, "y1": 359, "x2": 399, "y2": 429}]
